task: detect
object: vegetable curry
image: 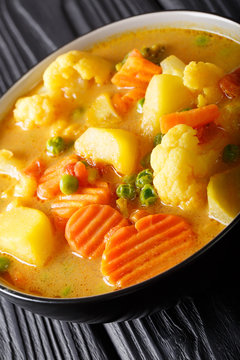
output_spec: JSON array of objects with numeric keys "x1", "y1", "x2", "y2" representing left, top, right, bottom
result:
[{"x1": 0, "y1": 28, "x2": 240, "y2": 298}]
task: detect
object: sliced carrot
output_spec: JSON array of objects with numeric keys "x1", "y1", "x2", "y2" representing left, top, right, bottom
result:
[
  {"x1": 24, "y1": 158, "x2": 46, "y2": 181},
  {"x1": 37, "y1": 155, "x2": 78, "y2": 200},
  {"x1": 51, "y1": 181, "x2": 112, "y2": 229},
  {"x1": 160, "y1": 104, "x2": 220, "y2": 134},
  {"x1": 129, "y1": 209, "x2": 150, "y2": 223},
  {"x1": 101, "y1": 214, "x2": 195, "y2": 288},
  {"x1": 219, "y1": 67, "x2": 240, "y2": 99},
  {"x1": 65, "y1": 204, "x2": 129, "y2": 259},
  {"x1": 112, "y1": 86, "x2": 146, "y2": 115},
  {"x1": 112, "y1": 93, "x2": 132, "y2": 115},
  {"x1": 64, "y1": 160, "x2": 88, "y2": 186},
  {"x1": 112, "y1": 49, "x2": 162, "y2": 89},
  {"x1": 111, "y1": 49, "x2": 161, "y2": 114}
]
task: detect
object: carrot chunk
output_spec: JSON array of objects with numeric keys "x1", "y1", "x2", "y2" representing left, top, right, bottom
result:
[
  {"x1": 37, "y1": 155, "x2": 78, "y2": 200},
  {"x1": 111, "y1": 49, "x2": 161, "y2": 114},
  {"x1": 64, "y1": 160, "x2": 88, "y2": 186},
  {"x1": 160, "y1": 104, "x2": 220, "y2": 134},
  {"x1": 65, "y1": 204, "x2": 129, "y2": 259},
  {"x1": 219, "y1": 67, "x2": 240, "y2": 99},
  {"x1": 112, "y1": 49, "x2": 162, "y2": 89},
  {"x1": 51, "y1": 182, "x2": 111, "y2": 228},
  {"x1": 101, "y1": 214, "x2": 195, "y2": 288},
  {"x1": 24, "y1": 158, "x2": 46, "y2": 181}
]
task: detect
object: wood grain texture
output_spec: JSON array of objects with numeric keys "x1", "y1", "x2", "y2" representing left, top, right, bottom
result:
[{"x1": 1, "y1": 0, "x2": 240, "y2": 359}]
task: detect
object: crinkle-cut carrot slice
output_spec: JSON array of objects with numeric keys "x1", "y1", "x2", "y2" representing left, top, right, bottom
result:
[
  {"x1": 65, "y1": 204, "x2": 129, "y2": 259},
  {"x1": 101, "y1": 214, "x2": 195, "y2": 288},
  {"x1": 111, "y1": 49, "x2": 162, "y2": 89},
  {"x1": 37, "y1": 155, "x2": 78, "y2": 200},
  {"x1": 51, "y1": 182, "x2": 111, "y2": 228},
  {"x1": 111, "y1": 49, "x2": 160, "y2": 114},
  {"x1": 219, "y1": 67, "x2": 240, "y2": 99}
]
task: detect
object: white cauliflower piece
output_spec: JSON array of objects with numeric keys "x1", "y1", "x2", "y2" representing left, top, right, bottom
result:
[
  {"x1": 183, "y1": 61, "x2": 224, "y2": 107},
  {"x1": 183, "y1": 61, "x2": 224, "y2": 90},
  {"x1": 151, "y1": 125, "x2": 218, "y2": 209},
  {"x1": 14, "y1": 95, "x2": 55, "y2": 130},
  {"x1": 43, "y1": 51, "x2": 113, "y2": 97},
  {"x1": 0, "y1": 150, "x2": 37, "y2": 200}
]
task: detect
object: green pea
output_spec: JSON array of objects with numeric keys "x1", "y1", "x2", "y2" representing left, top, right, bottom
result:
[
  {"x1": 116, "y1": 184, "x2": 136, "y2": 200},
  {"x1": 195, "y1": 34, "x2": 210, "y2": 47},
  {"x1": 135, "y1": 169, "x2": 153, "y2": 189},
  {"x1": 154, "y1": 132, "x2": 164, "y2": 146},
  {"x1": 137, "y1": 97, "x2": 145, "y2": 113},
  {"x1": 140, "y1": 184, "x2": 158, "y2": 206},
  {"x1": 46, "y1": 136, "x2": 65, "y2": 156},
  {"x1": 60, "y1": 174, "x2": 79, "y2": 195},
  {"x1": 140, "y1": 44, "x2": 165, "y2": 64},
  {"x1": 140, "y1": 153, "x2": 151, "y2": 168},
  {"x1": 0, "y1": 257, "x2": 10, "y2": 273},
  {"x1": 123, "y1": 174, "x2": 137, "y2": 185},
  {"x1": 222, "y1": 144, "x2": 240, "y2": 163},
  {"x1": 87, "y1": 168, "x2": 99, "y2": 184}
]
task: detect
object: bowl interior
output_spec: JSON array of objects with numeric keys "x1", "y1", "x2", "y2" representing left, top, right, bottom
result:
[{"x1": 0, "y1": 10, "x2": 240, "y2": 302}]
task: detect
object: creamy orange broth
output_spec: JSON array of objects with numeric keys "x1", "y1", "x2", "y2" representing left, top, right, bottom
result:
[{"x1": 1, "y1": 28, "x2": 239, "y2": 298}]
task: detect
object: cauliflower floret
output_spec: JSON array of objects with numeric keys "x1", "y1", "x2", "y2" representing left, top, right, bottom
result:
[
  {"x1": 0, "y1": 150, "x2": 37, "y2": 200},
  {"x1": 151, "y1": 125, "x2": 218, "y2": 209},
  {"x1": 43, "y1": 51, "x2": 113, "y2": 98},
  {"x1": 14, "y1": 95, "x2": 55, "y2": 130},
  {"x1": 183, "y1": 61, "x2": 224, "y2": 107}
]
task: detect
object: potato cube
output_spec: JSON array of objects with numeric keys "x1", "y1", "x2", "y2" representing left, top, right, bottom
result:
[
  {"x1": 86, "y1": 93, "x2": 121, "y2": 127},
  {"x1": 0, "y1": 207, "x2": 55, "y2": 266},
  {"x1": 142, "y1": 74, "x2": 193, "y2": 137},
  {"x1": 160, "y1": 55, "x2": 186, "y2": 78},
  {"x1": 207, "y1": 165, "x2": 240, "y2": 225},
  {"x1": 75, "y1": 127, "x2": 139, "y2": 174}
]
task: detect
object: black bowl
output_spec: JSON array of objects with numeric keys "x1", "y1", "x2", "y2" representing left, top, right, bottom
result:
[{"x1": 1, "y1": 11, "x2": 240, "y2": 323}]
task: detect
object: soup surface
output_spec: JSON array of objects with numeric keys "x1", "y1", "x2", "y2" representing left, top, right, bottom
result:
[{"x1": 0, "y1": 28, "x2": 240, "y2": 298}]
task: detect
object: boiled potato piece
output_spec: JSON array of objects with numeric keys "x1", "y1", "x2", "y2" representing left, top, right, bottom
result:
[
  {"x1": 75, "y1": 127, "x2": 138, "y2": 174},
  {"x1": 0, "y1": 207, "x2": 55, "y2": 266},
  {"x1": 208, "y1": 165, "x2": 240, "y2": 225},
  {"x1": 160, "y1": 55, "x2": 186, "y2": 78},
  {"x1": 86, "y1": 93, "x2": 121, "y2": 127},
  {"x1": 0, "y1": 150, "x2": 37, "y2": 200},
  {"x1": 142, "y1": 74, "x2": 193, "y2": 137}
]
